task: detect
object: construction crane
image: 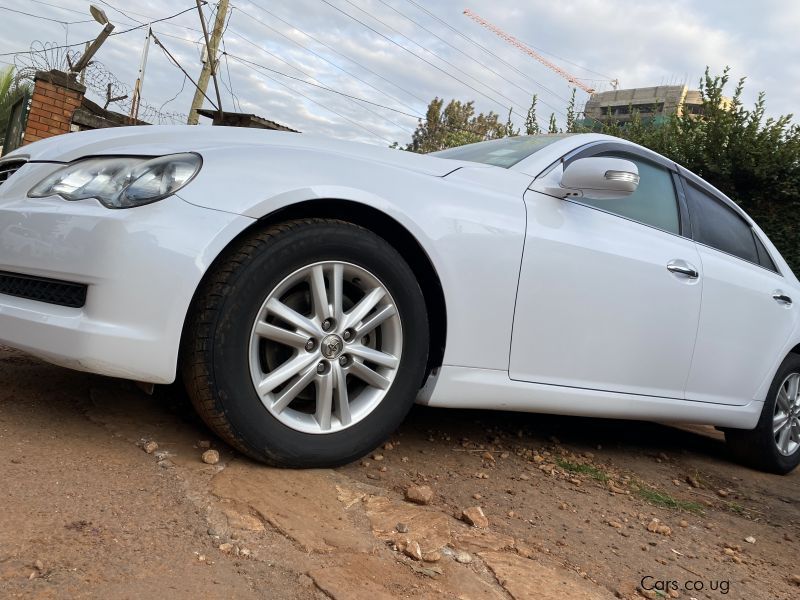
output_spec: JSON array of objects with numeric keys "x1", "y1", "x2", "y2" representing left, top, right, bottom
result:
[{"x1": 463, "y1": 8, "x2": 618, "y2": 94}]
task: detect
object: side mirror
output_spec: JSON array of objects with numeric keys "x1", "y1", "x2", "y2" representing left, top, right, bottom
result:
[{"x1": 533, "y1": 157, "x2": 640, "y2": 200}]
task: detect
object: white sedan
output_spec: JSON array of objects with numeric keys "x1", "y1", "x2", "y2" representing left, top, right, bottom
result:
[{"x1": 1, "y1": 128, "x2": 798, "y2": 473}]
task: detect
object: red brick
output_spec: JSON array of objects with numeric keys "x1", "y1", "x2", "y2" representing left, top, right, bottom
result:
[
  {"x1": 35, "y1": 116, "x2": 55, "y2": 128},
  {"x1": 47, "y1": 98, "x2": 65, "y2": 110},
  {"x1": 31, "y1": 99, "x2": 53, "y2": 111}
]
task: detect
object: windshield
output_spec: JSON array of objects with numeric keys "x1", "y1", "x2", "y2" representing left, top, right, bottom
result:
[{"x1": 431, "y1": 134, "x2": 572, "y2": 168}]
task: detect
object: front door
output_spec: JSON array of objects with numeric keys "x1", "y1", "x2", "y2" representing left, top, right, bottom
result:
[{"x1": 510, "y1": 152, "x2": 702, "y2": 399}]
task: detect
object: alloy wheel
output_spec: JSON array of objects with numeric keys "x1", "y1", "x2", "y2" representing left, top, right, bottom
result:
[
  {"x1": 248, "y1": 261, "x2": 402, "y2": 434},
  {"x1": 773, "y1": 372, "x2": 800, "y2": 456}
]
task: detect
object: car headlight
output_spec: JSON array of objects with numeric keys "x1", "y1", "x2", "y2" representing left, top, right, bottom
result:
[{"x1": 27, "y1": 152, "x2": 202, "y2": 209}]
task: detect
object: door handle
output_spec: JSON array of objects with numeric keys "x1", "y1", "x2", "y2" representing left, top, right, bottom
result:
[
  {"x1": 773, "y1": 291, "x2": 793, "y2": 306},
  {"x1": 666, "y1": 260, "x2": 699, "y2": 279}
]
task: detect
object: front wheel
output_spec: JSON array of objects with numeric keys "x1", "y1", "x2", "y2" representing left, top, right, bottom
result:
[
  {"x1": 725, "y1": 354, "x2": 800, "y2": 474},
  {"x1": 181, "y1": 219, "x2": 429, "y2": 467}
]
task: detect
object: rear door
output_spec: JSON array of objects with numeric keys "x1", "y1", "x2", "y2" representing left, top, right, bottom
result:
[
  {"x1": 510, "y1": 147, "x2": 703, "y2": 399},
  {"x1": 681, "y1": 179, "x2": 795, "y2": 405}
]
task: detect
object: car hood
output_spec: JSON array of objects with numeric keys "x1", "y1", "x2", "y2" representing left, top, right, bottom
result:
[{"x1": 7, "y1": 125, "x2": 471, "y2": 177}]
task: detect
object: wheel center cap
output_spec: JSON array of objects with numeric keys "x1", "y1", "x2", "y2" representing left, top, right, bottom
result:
[{"x1": 321, "y1": 334, "x2": 344, "y2": 359}]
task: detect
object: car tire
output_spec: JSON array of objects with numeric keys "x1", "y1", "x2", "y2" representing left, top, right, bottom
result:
[
  {"x1": 180, "y1": 218, "x2": 429, "y2": 467},
  {"x1": 725, "y1": 353, "x2": 800, "y2": 474}
]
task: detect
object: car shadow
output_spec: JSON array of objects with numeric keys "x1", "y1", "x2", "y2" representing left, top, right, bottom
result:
[{"x1": 400, "y1": 404, "x2": 730, "y2": 462}]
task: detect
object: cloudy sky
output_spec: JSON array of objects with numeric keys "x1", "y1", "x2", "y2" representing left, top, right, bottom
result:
[{"x1": 1, "y1": 0, "x2": 797, "y2": 146}]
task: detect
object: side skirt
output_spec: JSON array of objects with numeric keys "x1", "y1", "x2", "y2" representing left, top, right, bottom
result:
[{"x1": 417, "y1": 365, "x2": 762, "y2": 430}]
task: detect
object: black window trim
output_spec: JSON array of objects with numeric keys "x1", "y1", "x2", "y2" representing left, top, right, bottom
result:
[
  {"x1": 677, "y1": 174, "x2": 782, "y2": 276},
  {"x1": 533, "y1": 140, "x2": 781, "y2": 270},
  {"x1": 752, "y1": 229, "x2": 778, "y2": 273},
  {"x1": 560, "y1": 141, "x2": 689, "y2": 239}
]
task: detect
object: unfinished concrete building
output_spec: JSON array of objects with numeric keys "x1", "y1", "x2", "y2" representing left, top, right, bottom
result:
[{"x1": 583, "y1": 85, "x2": 707, "y2": 124}]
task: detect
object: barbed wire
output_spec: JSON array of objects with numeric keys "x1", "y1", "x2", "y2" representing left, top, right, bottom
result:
[
  {"x1": 12, "y1": 41, "x2": 187, "y2": 125},
  {"x1": 12, "y1": 40, "x2": 73, "y2": 80}
]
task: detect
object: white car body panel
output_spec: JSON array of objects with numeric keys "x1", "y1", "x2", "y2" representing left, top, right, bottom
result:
[
  {"x1": 0, "y1": 160, "x2": 252, "y2": 382},
  {"x1": 174, "y1": 138, "x2": 532, "y2": 371},
  {"x1": 1, "y1": 127, "x2": 799, "y2": 432},
  {"x1": 419, "y1": 366, "x2": 762, "y2": 429},
  {"x1": 685, "y1": 244, "x2": 797, "y2": 405},
  {"x1": 6, "y1": 126, "x2": 466, "y2": 176},
  {"x1": 511, "y1": 189, "x2": 703, "y2": 399}
]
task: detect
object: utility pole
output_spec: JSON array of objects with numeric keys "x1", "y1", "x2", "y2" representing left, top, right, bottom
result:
[
  {"x1": 79, "y1": 42, "x2": 89, "y2": 85},
  {"x1": 130, "y1": 27, "x2": 152, "y2": 121},
  {"x1": 187, "y1": 0, "x2": 227, "y2": 124}
]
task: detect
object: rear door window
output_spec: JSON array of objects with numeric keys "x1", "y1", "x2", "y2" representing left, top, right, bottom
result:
[
  {"x1": 752, "y1": 231, "x2": 778, "y2": 272},
  {"x1": 684, "y1": 183, "x2": 759, "y2": 264}
]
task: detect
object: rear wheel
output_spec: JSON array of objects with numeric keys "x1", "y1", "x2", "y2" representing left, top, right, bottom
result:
[
  {"x1": 725, "y1": 354, "x2": 800, "y2": 474},
  {"x1": 181, "y1": 219, "x2": 429, "y2": 467}
]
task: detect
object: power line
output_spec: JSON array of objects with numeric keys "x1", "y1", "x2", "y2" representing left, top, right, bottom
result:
[
  {"x1": 371, "y1": 0, "x2": 548, "y2": 126},
  {"x1": 0, "y1": 6, "x2": 93, "y2": 25},
  {"x1": 221, "y1": 39, "x2": 242, "y2": 111},
  {"x1": 225, "y1": 51, "x2": 513, "y2": 144},
  {"x1": 246, "y1": 1, "x2": 428, "y2": 105},
  {"x1": 228, "y1": 53, "x2": 395, "y2": 144},
  {"x1": 220, "y1": 9, "x2": 242, "y2": 112},
  {"x1": 96, "y1": 0, "x2": 146, "y2": 25},
  {"x1": 158, "y1": 74, "x2": 187, "y2": 112},
  {"x1": 323, "y1": 0, "x2": 527, "y2": 121},
  {"x1": 96, "y1": 0, "x2": 207, "y2": 35},
  {"x1": 151, "y1": 30, "x2": 219, "y2": 110},
  {"x1": 233, "y1": 5, "x2": 423, "y2": 118},
  {"x1": 26, "y1": 0, "x2": 92, "y2": 18},
  {"x1": 518, "y1": 38, "x2": 617, "y2": 81},
  {"x1": 0, "y1": 5, "x2": 202, "y2": 58},
  {"x1": 150, "y1": 29, "x2": 204, "y2": 47},
  {"x1": 225, "y1": 13, "x2": 415, "y2": 132},
  {"x1": 401, "y1": 0, "x2": 572, "y2": 116},
  {"x1": 225, "y1": 52, "x2": 418, "y2": 119},
  {"x1": 89, "y1": 0, "x2": 203, "y2": 45}
]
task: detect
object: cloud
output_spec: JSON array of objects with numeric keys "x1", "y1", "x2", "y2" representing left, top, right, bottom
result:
[{"x1": 1, "y1": 0, "x2": 796, "y2": 146}]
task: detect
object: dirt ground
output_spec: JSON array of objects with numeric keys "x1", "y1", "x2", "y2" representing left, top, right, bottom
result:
[{"x1": 1, "y1": 344, "x2": 799, "y2": 600}]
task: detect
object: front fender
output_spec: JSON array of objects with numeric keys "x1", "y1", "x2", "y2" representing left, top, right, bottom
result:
[{"x1": 178, "y1": 147, "x2": 530, "y2": 371}]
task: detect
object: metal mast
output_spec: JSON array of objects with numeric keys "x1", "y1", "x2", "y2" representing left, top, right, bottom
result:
[{"x1": 463, "y1": 8, "x2": 610, "y2": 94}]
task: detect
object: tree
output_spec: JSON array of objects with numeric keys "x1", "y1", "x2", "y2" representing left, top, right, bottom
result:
[
  {"x1": 399, "y1": 69, "x2": 800, "y2": 273},
  {"x1": 609, "y1": 68, "x2": 800, "y2": 270},
  {"x1": 0, "y1": 67, "x2": 31, "y2": 146},
  {"x1": 503, "y1": 107, "x2": 519, "y2": 138},
  {"x1": 399, "y1": 97, "x2": 506, "y2": 153},
  {"x1": 524, "y1": 95, "x2": 540, "y2": 135},
  {"x1": 565, "y1": 88, "x2": 577, "y2": 132},
  {"x1": 548, "y1": 112, "x2": 558, "y2": 134}
]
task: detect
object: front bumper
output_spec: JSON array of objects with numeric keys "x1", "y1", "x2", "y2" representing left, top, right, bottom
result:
[{"x1": 0, "y1": 161, "x2": 253, "y2": 383}]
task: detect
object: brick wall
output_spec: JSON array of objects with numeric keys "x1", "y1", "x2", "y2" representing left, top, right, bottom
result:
[{"x1": 22, "y1": 70, "x2": 86, "y2": 145}]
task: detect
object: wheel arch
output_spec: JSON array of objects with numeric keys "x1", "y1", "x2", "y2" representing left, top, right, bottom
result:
[
  {"x1": 180, "y1": 198, "x2": 448, "y2": 379},
  {"x1": 751, "y1": 339, "x2": 800, "y2": 404}
]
